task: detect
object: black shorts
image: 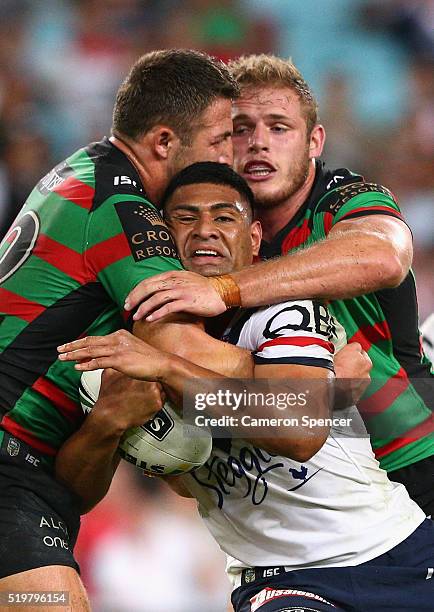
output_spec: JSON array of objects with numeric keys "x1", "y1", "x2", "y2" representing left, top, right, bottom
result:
[
  {"x1": 0, "y1": 430, "x2": 81, "y2": 579},
  {"x1": 389, "y1": 453, "x2": 434, "y2": 516},
  {"x1": 231, "y1": 520, "x2": 434, "y2": 612}
]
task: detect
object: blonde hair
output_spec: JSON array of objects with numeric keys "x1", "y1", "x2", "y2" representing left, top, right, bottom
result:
[{"x1": 228, "y1": 54, "x2": 318, "y2": 135}]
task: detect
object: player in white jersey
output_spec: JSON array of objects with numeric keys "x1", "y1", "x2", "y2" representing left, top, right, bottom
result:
[
  {"x1": 181, "y1": 300, "x2": 423, "y2": 577},
  {"x1": 58, "y1": 163, "x2": 434, "y2": 612}
]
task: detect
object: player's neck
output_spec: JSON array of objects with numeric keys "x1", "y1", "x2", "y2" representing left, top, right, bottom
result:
[
  {"x1": 256, "y1": 161, "x2": 316, "y2": 242},
  {"x1": 110, "y1": 134, "x2": 160, "y2": 203}
]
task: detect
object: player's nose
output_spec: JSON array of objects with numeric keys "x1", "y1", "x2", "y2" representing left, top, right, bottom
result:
[
  {"x1": 248, "y1": 124, "x2": 269, "y2": 152},
  {"x1": 193, "y1": 217, "x2": 219, "y2": 239}
]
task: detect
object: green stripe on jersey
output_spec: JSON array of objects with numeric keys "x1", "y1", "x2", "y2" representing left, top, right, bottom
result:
[
  {"x1": 84, "y1": 193, "x2": 157, "y2": 248},
  {"x1": 0, "y1": 318, "x2": 28, "y2": 351},
  {"x1": 66, "y1": 148, "x2": 96, "y2": 186},
  {"x1": 382, "y1": 435, "x2": 434, "y2": 472},
  {"x1": 3, "y1": 257, "x2": 80, "y2": 305},
  {"x1": 40, "y1": 199, "x2": 89, "y2": 250},
  {"x1": 97, "y1": 254, "x2": 182, "y2": 309}
]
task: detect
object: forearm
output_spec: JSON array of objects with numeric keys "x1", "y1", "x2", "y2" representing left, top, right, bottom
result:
[
  {"x1": 55, "y1": 415, "x2": 122, "y2": 513},
  {"x1": 232, "y1": 226, "x2": 410, "y2": 307},
  {"x1": 160, "y1": 356, "x2": 332, "y2": 461},
  {"x1": 158, "y1": 352, "x2": 223, "y2": 406},
  {"x1": 133, "y1": 316, "x2": 253, "y2": 378}
]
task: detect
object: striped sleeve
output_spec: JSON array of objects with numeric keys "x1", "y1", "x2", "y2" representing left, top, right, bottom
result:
[
  {"x1": 242, "y1": 301, "x2": 336, "y2": 371},
  {"x1": 315, "y1": 182, "x2": 406, "y2": 236}
]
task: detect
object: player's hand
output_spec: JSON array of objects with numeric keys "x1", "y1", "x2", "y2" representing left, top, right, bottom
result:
[
  {"x1": 334, "y1": 342, "x2": 372, "y2": 380},
  {"x1": 58, "y1": 330, "x2": 171, "y2": 381},
  {"x1": 334, "y1": 342, "x2": 372, "y2": 408},
  {"x1": 124, "y1": 271, "x2": 227, "y2": 322},
  {"x1": 93, "y1": 368, "x2": 165, "y2": 432}
]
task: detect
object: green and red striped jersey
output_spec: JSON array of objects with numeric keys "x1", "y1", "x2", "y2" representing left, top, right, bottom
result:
[
  {"x1": 260, "y1": 161, "x2": 433, "y2": 472},
  {"x1": 0, "y1": 138, "x2": 182, "y2": 464}
]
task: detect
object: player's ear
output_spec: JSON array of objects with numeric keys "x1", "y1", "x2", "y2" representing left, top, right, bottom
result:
[
  {"x1": 250, "y1": 220, "x2": 262, "y2": 256},
  {"x1": 151, "y1": 126, "x2": 178, "y2": 160},
  {"x1": 308, "y1": 123, "x2": 326, "y2": 159}
]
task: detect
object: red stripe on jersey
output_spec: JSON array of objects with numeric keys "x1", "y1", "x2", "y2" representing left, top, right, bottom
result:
[
  {"x1": 340, "y1": 206, "x2": 403, "y2": 221},
  {"x1": 374, "y1": 413, "x2": 434, "y2": 459},
  {"x1": 121, "y1": 309, "x2": 131, "y2": 323},
  {"x1": 348, "y1": 320, "x2": 391, "y2": 351},
  {"x1": 53, "y1": 176, "x2": 95, "y2": 210},
  {"x1": 358, "y1": 368, "x2": 409, "y2": 419},
  {"x1": 0, "y1": 288, "x2": 45, "y2": 322},
  {"x1": 0, "y1": 415, "x2": 57, "y2": 456},
  {"x1": 258, "y1": 336, "x2": 335, "y2": 354},
  {"x1": 32, "y1": 376, "x2": 83, "y2": 425},
  {"x1": 281, "y1": 219, "x2": 311, "y2": 252},
  {"x1": 323, "y1": 212, "x2": 333, "y2": 234},
  {"x1": 33, "y1": 234, "x2": 89, "y2": 283},
  {"x1": 85, "y1": 233, "x2": 131, "y2": 276}
]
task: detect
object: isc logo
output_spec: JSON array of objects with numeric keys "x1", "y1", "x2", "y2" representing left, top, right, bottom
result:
[
  {"x1": 25, "y1": 453, "x2": 40, "y2": 467},
  {"x1": 262, "y1": 568, "x2": 281, "y2": 578}
]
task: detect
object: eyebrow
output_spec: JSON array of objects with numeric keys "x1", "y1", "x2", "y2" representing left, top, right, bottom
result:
[
  {"x1": 213, "y1": 130, "x2": 233, "y2": 140},
  {"x1": 169, "y1": 202, "x2": 243, "y2": 213},
  {"x1": 233, "y1": 113, "x2": 291, "y2": 123}
]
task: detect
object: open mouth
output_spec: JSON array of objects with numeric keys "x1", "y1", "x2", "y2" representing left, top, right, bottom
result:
[
  {"x1": 243, "y1": 160, "x2": 275, "y2": 180},
  {"x1": 189, "y1": 249, "x2": 226, "y2": 265},
  {"x1": 192, "y1": 249, "x2": 222, "y2": 258}
]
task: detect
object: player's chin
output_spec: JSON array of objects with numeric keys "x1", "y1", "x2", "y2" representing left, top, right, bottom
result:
[{"x1": 187, "y1": 261, "x2": 232, "y2": 277}]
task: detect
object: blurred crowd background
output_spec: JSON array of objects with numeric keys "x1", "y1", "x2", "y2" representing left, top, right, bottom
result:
[{"x1": 0, "y1": 1, "x2": 433, "y2": 610}]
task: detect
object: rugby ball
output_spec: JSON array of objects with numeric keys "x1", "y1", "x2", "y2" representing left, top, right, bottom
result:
[{"x1": 79, "y1": 369, "x2": 212, "y2": 476}]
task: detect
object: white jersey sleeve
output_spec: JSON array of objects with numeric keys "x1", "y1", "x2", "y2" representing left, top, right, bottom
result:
[{"x1": 239, "y1": 300, "x2": 335, "y2": 371}]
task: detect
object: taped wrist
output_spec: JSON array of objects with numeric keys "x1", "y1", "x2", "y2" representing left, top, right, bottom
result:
[{"x1": 210, "y1": 275, "x2": 242, "y2": 309}]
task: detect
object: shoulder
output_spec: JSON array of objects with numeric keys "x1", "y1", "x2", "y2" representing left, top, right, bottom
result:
[
  {"x1": 237, "y1": 301, "x2": 336, "y2": 371},
  {"x1": 248, "y1": 300, "x2": 336, "y2": 343},
  {"x1": 316, "y1": 166, "x2": 399, "y2": 217},
  {"x1": 86, "y1": 138, "x2": 150, "y2": 211},
  {"x1": 311, "y1": 165, "x2": 402, "y2": 231}
]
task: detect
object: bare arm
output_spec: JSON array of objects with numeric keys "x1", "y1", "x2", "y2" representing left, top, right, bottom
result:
[
  {"x1": 132, "y1": 313, "x2": 253, "y2": 378},
  {"x1": 54, "y1": 310, "x2": 252, "y2": 512},
  {"x1": 55, "y1": 336, "x2": 370, "y2": 510},
  {"x1": 125, "y1": 216, "x2": 413, "y2": 320},
  {"x1": 234, "y1": 216, "x2": 412, "y2": 306},
  {"x1": 333, "y1": 342, "x2": 372, "y2": 409},
  {"x1": 55, "y1": 369, "x2": 164, "y2": 513},
  {"x1": 248, "y1": 363, "x2": 332, "y2": 460},
  {"x1": 58, "y1": 331, "x2": 332, "y2": 460},
  {"x1": 55, "y1": 415, "x2": 121, "y2": 514}
]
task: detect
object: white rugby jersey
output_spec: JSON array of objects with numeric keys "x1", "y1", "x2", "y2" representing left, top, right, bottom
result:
[{"x1": 181, "y1": 300, "x2": 425, "y2": 583}]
